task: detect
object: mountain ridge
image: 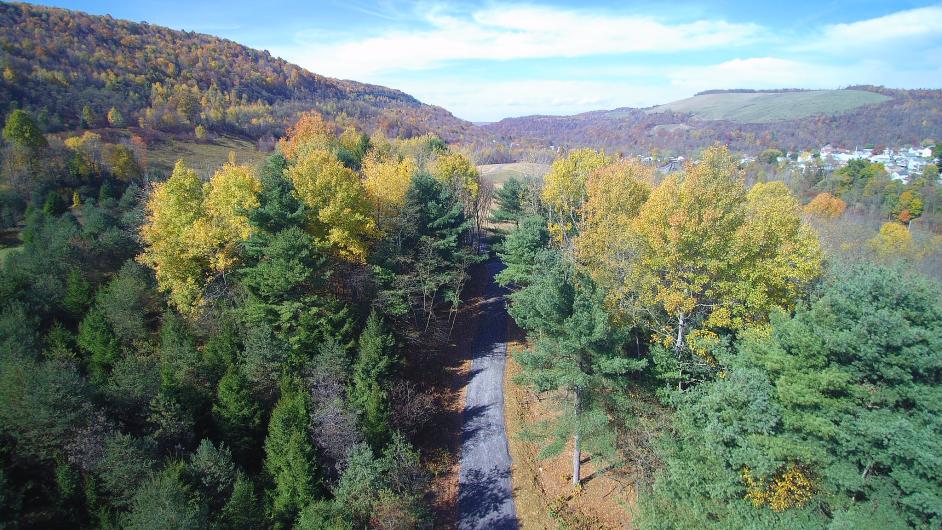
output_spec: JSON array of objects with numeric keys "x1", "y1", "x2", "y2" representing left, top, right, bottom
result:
[{"x1": 0, "y1": 1, "x2": 482, "y2": 143}]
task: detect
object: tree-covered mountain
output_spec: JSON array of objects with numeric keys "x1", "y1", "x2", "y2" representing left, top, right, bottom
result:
[
  {"x1": 485, "y1": 86, "x2": 942, "y2": 156},
  {"x1": 0, "y1": 1, "x2": 481, "y2": 143}
]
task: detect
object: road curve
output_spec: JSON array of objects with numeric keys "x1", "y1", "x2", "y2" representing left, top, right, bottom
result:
[{"x1": 458, "y1": 259, "x2": 518, "y2": 530}]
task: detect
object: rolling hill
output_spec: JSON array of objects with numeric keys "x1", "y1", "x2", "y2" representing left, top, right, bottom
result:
[
  {"x1": 486, "y1": 87, "x2": 942, "y2": 156},
  {"x1": 645, "y1": 89, "x2": 891, "y2": 123},
  {"x1": 0, "y1": 1, "x2": 482, "y2": 143}
]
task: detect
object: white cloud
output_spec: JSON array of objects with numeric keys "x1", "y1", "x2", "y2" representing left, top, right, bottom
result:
[
  {"x1": 798, "y1": 5, "x2": 942, "y2": 53},
  {"x1": 669, "y1": 57, "x2": 847, "y2": 90},
  {"x1": 274, "y1": 4, "x2": 760, "y2": 79},
  {"x1": 385, "y1": 78, "x2": 692, "y2": 121}
]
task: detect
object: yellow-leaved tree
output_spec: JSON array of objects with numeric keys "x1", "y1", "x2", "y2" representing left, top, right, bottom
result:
[
  {"x1": 277, "y1": 111, "x2": 332, "y2": 160},
  {"x1": 574, "y1": 158, "x2": 653, "y2": 279},
  {"x1": 592, "y1": 146, "x2": 821, "y2": 378},
  {"x1": 139, "y1": 160, "x2": 260, "y2": 312},
  {"x1": 362, "y1": 150, "x2": 417, "y2": 226},
  {"x1": 288, "y1": 149, "x2": 376, "y2": 261},
  {"x1": 431, "y1": 151, "x2": 480, "y2": 207},
  {"x1": 868, "y1": 221, "x2": 914, "y2": 260},
  {"x1": 803, "y1": 192, "x2": 847, "y2": 219},
  {"x1": 541, "y1": 148, "x2": 610, "y2": 245}
]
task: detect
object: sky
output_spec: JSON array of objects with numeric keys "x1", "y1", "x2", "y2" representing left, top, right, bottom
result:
[{"x1": 29, "y1": 0, "x2": 942, "y2": 121}]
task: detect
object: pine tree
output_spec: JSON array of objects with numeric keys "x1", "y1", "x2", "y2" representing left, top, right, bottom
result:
[
  {"x1": 490, "y1": 176, "x2": 526, "y2": 226},
  {"x1": 212, "y1": 365, "x2": 262, "y2": 460},
  {"x1": 77, "y1": 307, "x2": 121, "y2": 385},
  {"x1": 509, "y1": 255, "x2": 644, "y2": 485},
  {"x1": 349, "y1": 311, "x2": 397, "y2": 449},
  {"x1": 264, "y1": 384, "x2": 321, "y2": 526}
]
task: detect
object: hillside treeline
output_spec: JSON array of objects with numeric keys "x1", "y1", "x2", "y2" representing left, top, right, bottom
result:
[
  {"x1": 485, "y1": 86, "x2": 942, "y2": 156},
  {"x1": 0, "y1": 2, "x2": 480, "y2": 144}
]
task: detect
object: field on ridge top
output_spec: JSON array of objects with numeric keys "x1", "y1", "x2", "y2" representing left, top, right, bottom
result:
[{"x1": 646, "y1": 89, "x2": 891, "y2": 123}]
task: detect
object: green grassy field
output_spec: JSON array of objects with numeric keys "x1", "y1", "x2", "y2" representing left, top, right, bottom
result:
[
  {"x1": 477, "y1": 162, "x2": 551, "y2": 187},
  {"x1": 148, "y1": 135, "x2": 269, "y2": 176},
  {"x1": 646, "y1": 89, "x2": 891, "y2": 123}
]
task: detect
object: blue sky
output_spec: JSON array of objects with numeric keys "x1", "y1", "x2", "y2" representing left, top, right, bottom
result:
[{"x1": 29, "y1": 1, "x2": 942, "y2": 121}]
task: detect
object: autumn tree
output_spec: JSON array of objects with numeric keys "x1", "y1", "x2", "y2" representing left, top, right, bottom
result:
[
  {"x1": 574, "y1": 158, "x2": 652, "y2": 278},
  {"x1": 868, "y1": 221, "x2": 914, "y2": 261},
  {"x1": 431, "y1": 151, "x2": 483, "y2": 243},
  {"x1": 288, "y1": 149, "x2": 376, "y2": 261},
  {"x1": 138, "y1": 160, "x2": 260, "y2": 312},
  {"x1": 600, "y1": 146, "x2": 821, "y2": 385},
  {"x1": 278, "y1": 111, "x2": 332, "y2": 161},
  {"x1": 803, "y1": 192, "x2": 846, "y2": 219},
  {"x1": 362, "y1": 150, "x2": 416, "y2": 227},
  {"x1": 106, "y1": 107, "x2": 125, "y2": 128},
  {"x1": 541, "y1": 148, "x2": 610, "y2": 246},
  {"x1": 892, "y1": 189, "x2": 924, "y2": 225},
  {"x1": 3, "y1": 109, "x2": 47, "y2": 150}
]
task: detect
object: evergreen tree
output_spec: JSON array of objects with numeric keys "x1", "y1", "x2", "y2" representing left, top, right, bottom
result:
[
  {"x1": 639, "y1": 264, "x2": 942, "y2": 528},
  {"x1": 490, "y1": 176, "x2": 525, "y2": 226},
  {"x1": 349, "y1": 311, "x2": 397, "y2": 449},
  {"x1": 509, "y1": 254, "x2": 645, "y2": 484},
  {"x1": 212, "y1": 365, "x2": 262, "y2": 460},
  {"x1": 264, "y1": 384, "x2": 322, "y2": 526},
  {"x1": 77, "y1": 307, "x2": 121, "y2": 385},
  {"x1": 248, "y1": 153, "x2": 305, "y2": 234},
  {"x1": 219, "y1": 472, "x2": 263, "y2": 530},
  {"x1": 122, "y1": 468, "x2": 207, "y2": 530}
]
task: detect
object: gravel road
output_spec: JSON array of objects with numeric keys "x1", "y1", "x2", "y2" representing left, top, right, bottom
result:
[{"x1": 458, "y1": 259, "x2": 518, "y2": 530}]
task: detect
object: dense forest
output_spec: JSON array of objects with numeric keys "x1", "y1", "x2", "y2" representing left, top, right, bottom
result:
[
  {"x1": 485, "y1": 86, "x2": 942, "y2": 156},
  {"x1": 0, "y1": 2, "x2": 481, "y2": 143},
  {"x1": 0, "y1": 106, "x2": 491, "y2": 528}
]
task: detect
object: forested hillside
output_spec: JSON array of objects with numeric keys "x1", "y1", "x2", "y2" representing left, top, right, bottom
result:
[
  {"x1": 485, "y1": 86, "x2": 942, "y2": 156},
  {"x1": 0, "y1": 2, "x2": 480, "y2": 143}
]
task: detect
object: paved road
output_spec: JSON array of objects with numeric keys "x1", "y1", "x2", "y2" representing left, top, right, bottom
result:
[{"x1": 458, "y1": 259, "x2": 518, "y2": 530}]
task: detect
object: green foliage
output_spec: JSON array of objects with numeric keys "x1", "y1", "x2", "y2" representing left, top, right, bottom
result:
[
  {"x1": 187, "y1": 439, "x2": 235, "y2": 512},
  {"x1": 349, "y1": 311, "x2": 397, "y2": 449},
  {"x1": 490, "y1": 175, "x2": 526, "y2": 225},
  {"x1": 264, "y1": 385, "x2": 322, "y2": 526},
  {"x1": 77, "y1": 307, "x2": 121, "y2": 385},
  {"x1": 122, "y1": 467, "x2": 207, "y2": 530},
  {"x1": 94, "y1": 433, "x2": 157, "y2": 509},
  {"x1": 509, "y1": 254, "x2": 645, "y2": 477},
  {"x1": 0, "y1": 354, "x2": 93, "y2": 461},
  {"x1": 638, "y1": 264, "x2": 942, "y2": 528},
  {"x1": 62, "y1": 268, "x2": 93, "y2": 317},
  {"x1": 213, "y1": 365, "x2": 262, "y2": 460},
  {"x1": 327, "y1": 433, "x2": 430, "y2": 528},
  {"x1": 2, "y1": 109, "x2": 47, "y2": 150},
  {"x1": 219, "y1": 472, "x2": 264, "y2": 530},
  {"x1": 496, "y1": 215, "x2": 550, "y2": 287}
]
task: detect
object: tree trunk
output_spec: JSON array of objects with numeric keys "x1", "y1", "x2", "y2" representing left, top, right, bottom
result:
[
  {"x1": 675, "y1": 313, "x2": 686, "y2": 390},
  {"x1": 572, "y1": 432, "x2": 581, "y2": 486},
  {"x1": 572, "y1": 389, "x2": 582, "y2": 486}
]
